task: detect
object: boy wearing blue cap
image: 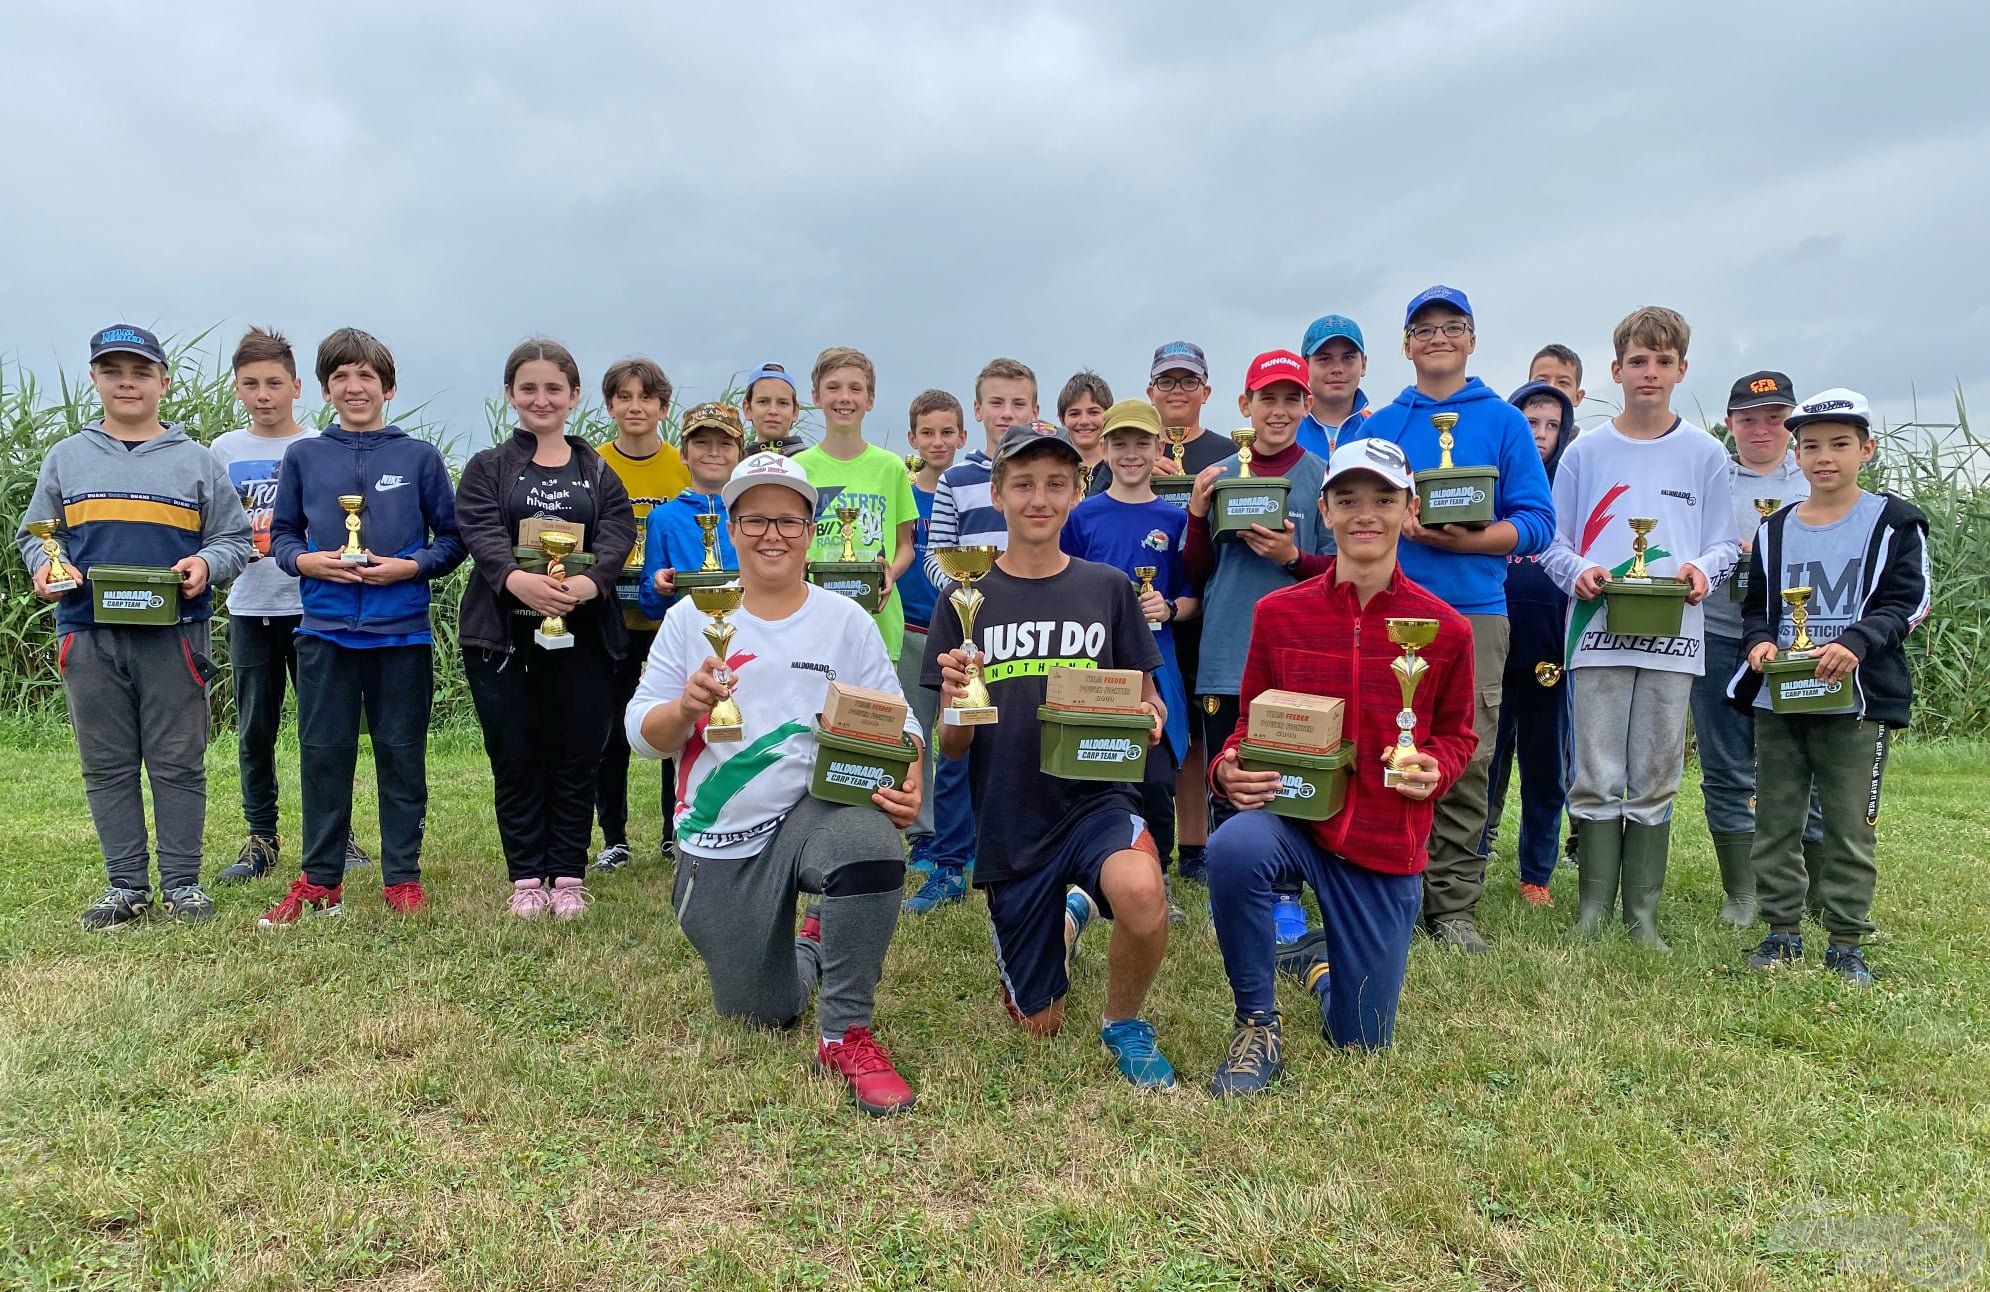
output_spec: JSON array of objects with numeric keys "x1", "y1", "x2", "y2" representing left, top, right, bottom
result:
[
  {"x1": 19, "y1": 325, "x2": 254, "y2": 928},
  {"x1": 742, "y1": 362, "x2": 806, "y2": 456},
  {"x1": 1294, "y1": 315, "x2": 1372, "y2": 459},
  {"x1": 1339, "y1": 286, "x2": 1555, "y2": 955}
]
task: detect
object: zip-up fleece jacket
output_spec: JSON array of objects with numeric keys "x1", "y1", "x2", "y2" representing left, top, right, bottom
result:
[
  {"x1": 1211, "y1": 562, "x2": 1478, "y2": 875},
  {"x1": 1501, "y1": 381, "x2": 1577, "y2": 673},
  {"x1": 1727, "y1": 492, "x2": 1930, "y2": 727},
  {"x1": 1340, "y1": 377, "x2": 1556, "y2": 616},
  {"x1": 270, "y1": 425, "x2": 465, "y2": 636},
  {"x1": 455, "y1": 431, "x2": 635, "y2": 658},
  {"x1": 17, "y1": 423, "x2": 253, "y2": 632}
]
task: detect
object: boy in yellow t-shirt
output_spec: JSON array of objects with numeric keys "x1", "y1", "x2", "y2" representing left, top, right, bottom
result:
[{"x1": 594, "y1": 356, "x2": 691, "y2": 870}]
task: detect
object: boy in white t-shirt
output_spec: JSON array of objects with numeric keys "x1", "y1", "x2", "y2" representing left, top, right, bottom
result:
[
  {"x1": 1539, "y1": 307, "x2": 1738, "y2": 950},
  {"x1": 625, "y1": 453, "x2": 923, "y2": 1117}
]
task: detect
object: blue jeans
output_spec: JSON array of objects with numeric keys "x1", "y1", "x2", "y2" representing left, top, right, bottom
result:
[
  {"x1": 1692, "y1": 633, "x2": 1823, "y2": 840},
  {"x1": 1206, "y1": 811, "x2": 1421, "y2": 1050},
  {"x1": 912, "y1": 748, "x2": 974, "y2": 871}
]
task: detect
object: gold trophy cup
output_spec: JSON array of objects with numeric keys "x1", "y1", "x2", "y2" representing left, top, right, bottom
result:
[
  {"x1": 1761, "y1": 585, "x2": 1850, "y2": 713},
  {"x1": 695, "y1": 512, "x2": 723, "y2": 573},
  {"x1": 1209, "y1": 425, "x2": 1291, "y2": 538},
  {"x1": 1413, "y1": 410, "x2": 1500, "y2": 527},
  {"x1": 1601, "y1": 515, "x2": 1691, "y2": 636},
  {"x1": 1782, "y1": 586, "x2": 1817, "y2": 654},
  {"x1": 904, "y1": 452, "x2": 923, "y2": 486},
  {"x1": 835, "y1": 505, "x2": 861, "y2": 563},
  {"x1": 533, "y1": 532, "x2": 579, "y2": 650},
  {"x1": 26, "y1": 520, "x2": 79, "y2": 592},
  {"x1": 1731, "y1": 498, "x2": 1780, "y2": 602},
  {"x1": 1624, "y1": 516, "x2": 1657, "y2": 580},
  {"x1": 933, "y1": 546, "x2": 999, "y2": 725},
  {"x1": 337, "y1": 494, "x2": 367, "y2": 563},
  {"x1": 1153, "y1": 424, "x2": 1195, "y2": 500},
  {"x1": 1382, "y1": 617, "x2": 1440, "y2": 787},
  {"x1": 689, "y1": 581, "x2": 746, "y2": 741},
  {"x1": 1133, "y1": 565, "x2": 1161, "y2": 633},
  {"x1": 675, "y1": 510, "x2": 737, "y2": 593},
  {"x1": 1232, "y1": 427, "x2": 1257, "y2": 478}
]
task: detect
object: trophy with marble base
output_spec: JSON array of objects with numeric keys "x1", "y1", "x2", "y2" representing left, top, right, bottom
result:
[
  {"x1": 934, "y1": 546, "x2": 999, "y2": 726},
  {"x1": 1381, "y1": 617, "x2": 1439, "y2": 788},
  {"x1": 26, "y1": 520, "x2": 79, "y2": 592}
]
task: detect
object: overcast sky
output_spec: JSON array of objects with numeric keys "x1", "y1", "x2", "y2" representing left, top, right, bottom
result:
[{"x1": 3, "y1": 1, "x2": 1984, "y2": 448}]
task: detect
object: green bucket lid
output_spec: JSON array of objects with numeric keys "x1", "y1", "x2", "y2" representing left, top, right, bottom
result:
[
  {"x1": 813, "y1": 719, "x2": 917, "y2": 759},
  {"x1": 1238, "y1": 739, "x2": 1354, "y2": 770},
  {"x1": 1036, "y1": 704, "x2": 1156, "y2": 731},
  {"x1": 88, "y1": 564, "x2": 183, "y2": 584},
  {"x1": 1604, "y1": 577, "x2": 1686, "y2": 599}
]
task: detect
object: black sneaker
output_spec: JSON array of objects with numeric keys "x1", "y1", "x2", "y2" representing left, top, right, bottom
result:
[
  {"x1": 1747, "y1": 931, "x2": 1804, "y2": 970},
  {"x1": 1176, "y1": 845, "x2": 1207, "y2": 885},
  {"x1": 593, "y1": 843, "x2": 632, "y2": 873},
  {"x1": 1209, "y1": 1014, "x2": 1284, "y2": 1098},
  {"x1": 79, "y1": 886, "x2": 151, "y2": 931},
  {"x1": 162, "y1": 883, "x2": 217, "y2": 924},
  {"x1": 1824, "y1": 944, "x2": 1873, "y2": 987},
  {"x1": 344, "y1": 836, "x2": 373, "y2": 872},
  {"x1": 219, "y1": 834, "x2": 280, "y2": 884},
  {"x1": 659, "y1": 838, "x2": 677, "y2": 864}
]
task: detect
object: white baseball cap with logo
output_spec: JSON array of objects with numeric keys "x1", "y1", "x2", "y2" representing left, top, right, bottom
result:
[
  {"x1": 1784, "y1": 388, "x2": 1872, "y2": 433},
  {"x1": 721, "y1": 451, "x2": 819, "y2": 509},
  {"x1": 1323, "y1": 438, "x2": 1416, "y2": 491}
]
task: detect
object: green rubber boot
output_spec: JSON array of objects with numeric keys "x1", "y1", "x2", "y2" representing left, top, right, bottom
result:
[
  {"x1": 1712, "y1": 830, "x2": 1757, "y2": 927},
  {"x1": 1572, "y1": 818, "x2": 1624, "y2": 937},
  {"x1": 1621, "y1": 820, "x2": 1673, "y2": 953}
]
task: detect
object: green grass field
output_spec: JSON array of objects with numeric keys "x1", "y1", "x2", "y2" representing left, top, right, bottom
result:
[{"x1": 2, "y1": 724, "x2": 1986, "y2": 1290}]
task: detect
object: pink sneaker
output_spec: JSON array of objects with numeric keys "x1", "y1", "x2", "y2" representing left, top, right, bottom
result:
[
  {"x1": 508, "y1": 879, "x2": 551, "y2": 918},
  {"x1": 549, "y1": 876, "x2": 592, "y2": 921}
]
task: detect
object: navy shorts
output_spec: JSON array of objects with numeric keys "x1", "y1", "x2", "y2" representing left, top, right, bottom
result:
[{"x1": 987, "y1": 808, "x2": 1159, "y2": 1018}]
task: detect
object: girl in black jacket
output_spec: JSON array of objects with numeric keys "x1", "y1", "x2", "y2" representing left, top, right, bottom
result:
[{"x1": 457, "y1": 339, "x2": 636, "y2": 918}]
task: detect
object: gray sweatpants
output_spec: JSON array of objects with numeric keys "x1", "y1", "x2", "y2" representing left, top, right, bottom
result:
[
  {"x1": 1569, "y1": 666, "x2": 1693, "y2": 826},
  {"x1": 672, "y1": 795, "x2": 904, "y2": 1036},
  {"x1": 61, "y1": 623, "x2": 213, "y2": 890},
  {"x1": 895, "y1": 626, "x2": 936, "y2": 841}
]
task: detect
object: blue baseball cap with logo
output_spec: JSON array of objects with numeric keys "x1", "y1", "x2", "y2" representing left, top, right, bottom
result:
[
  {"x1": 1403, "y1": 285, "x2": 1473, "y2": 327},
  {"x1": 1301, "y1": 314, "x2": 1366, "y2": 357},
  {"x1": 742, "y1": 362, "x2": 797, "y2": 397},
  {"x1": 1149, "y1": 340, "x2": 1208, "y2": 381},
  {"x1": 89, "y1": 324, "x2": 168, "y2": 366}
]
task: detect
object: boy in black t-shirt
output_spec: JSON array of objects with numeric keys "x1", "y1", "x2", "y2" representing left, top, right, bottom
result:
[{"x1": 923, "y1": 424, "x2": 1175, "y2": 1089}]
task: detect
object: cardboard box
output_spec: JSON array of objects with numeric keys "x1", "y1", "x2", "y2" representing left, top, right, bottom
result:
[
  {"x1": 1044, "y1": 666, "x2": 1146, "y2": 715},
  {"x1": 1247, "y1": 689, "x2": 1344, "y2": 754},
  {"x1": 821, "y1": 681, "x2": 909, "y2": 743}
]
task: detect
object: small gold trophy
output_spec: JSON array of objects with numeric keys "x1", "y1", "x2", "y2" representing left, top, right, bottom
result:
[
  {"x1": 1381, "y1": 617, "x2": 1439, "y2": 787},
  {"x1": 1133, "y1": 565, "x2": 1161, "y2": 633},
  {"x1": 933, "y1": 546, "x2": 999, "y2": 725},
  {"x1": 533, "y1": 532, "x2": 578, "y2": 650},
  {"x1": 695, "y1": 512, "x2": 723, "y2": 573},
  {"x1": 1782, "y1": 586, "x2": 1817, "y2": 654},
  {"x1": 1624, "y1": 517, "x2": 1657, "y2": 581},
  {"x1": 1154, "y1": 424, "x2": 1195, "y2": 500},
  {"x1": 836, "y1": 505, "x2": 860, "y2": 563},
  {"x1": 689, "y1": 582, "x2": 746, "y2": 741},
  {"x1": 1760, "y1": 585, "x2": 1850, "y2": 713},
  {"x1": 337, "y1": 494, "x2": 367, "y2": 563},
  {"x1": 26, "y1": 520, "x2": 79, "y2": 592},
  {"x1": 1209, "y1": 426, "x2": 1291, "y2": 538},
  {"x1": 1435, "y1": 412, "x2": 1459, "y2": 470},
  {"x1": 1600, "y1": 515, "x2": 1691, "y2": 636},
  {"x1": 1755, "y1": 497, "x2": 1782, "y2": 522},
  {"x1": 1535, "y1": 661, "x2": 1563, "y2": 687},
  {"x1": 1413, "y1": 410, "x2": 1500, "y2": 527},
  {"x1": 1163, "y1": 424, "x2": 1189, "y2": 472},
  {"x1": 904, "y1": 452, "x2": 922, "y2": 486},
  {"x1": 1232, "y1": 427, "x2": 1257, "y2": 478}
]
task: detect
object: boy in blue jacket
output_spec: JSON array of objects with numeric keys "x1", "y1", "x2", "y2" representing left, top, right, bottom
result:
[
  {"x1": 1339, "y1": 286, "x2": 1555, "y2": 954},
  {"x1": 636, "y1": 403, "x2": 743, "y2": 622},
  {"x1": 1481, "y1": 381, "x2": 1576, "y2": 906},
  {"x1": 263, "y1": 328, "x2": 465, "y2": 925}
]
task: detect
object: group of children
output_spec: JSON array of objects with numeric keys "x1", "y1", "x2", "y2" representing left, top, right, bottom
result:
[{"x1": 17, "y1": 298, "x2": 1928, "y2": 1110}]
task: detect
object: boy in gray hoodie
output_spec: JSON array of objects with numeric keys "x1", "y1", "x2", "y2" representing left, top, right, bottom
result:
[{"x1": 16, "y1": 325, "x2": 253, "y2": 928}]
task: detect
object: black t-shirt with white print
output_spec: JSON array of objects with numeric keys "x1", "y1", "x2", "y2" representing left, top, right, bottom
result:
[
  {"x1": 506, "y1": 455, "x2": 597, "y2": 617},
  {"x1": 921, "y1": 556, "x2": 1162, "y2": 884}
]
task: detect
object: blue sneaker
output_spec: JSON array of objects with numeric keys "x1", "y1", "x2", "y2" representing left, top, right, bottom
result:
[
  {"x1": 1747, "y1": 931, "x2": 1804, "y2": 971},
  {"x1": 1064, "y1": 887, "x2": 1099, "y2": 973},
  {"x1": 903, "y1": 867, "x2": 966, "y2": 914},
  {"x1": 1100, "y1": 1018, "x2": 1176, "y2": 1089},
  {"x1": 1824, "y1": 943, "x2": 1873, "y2": 987},
  {"x1": 906, "y1": 844, "x2": 937, "y2": 878},
  {"x1": 1272, "y1": 894, "x2": 1310, "y2": 945}
]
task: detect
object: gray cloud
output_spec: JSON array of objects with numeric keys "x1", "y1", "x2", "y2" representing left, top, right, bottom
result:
[{"x1": 2, "y1": 0, "x2": 1984, "y2": 446}]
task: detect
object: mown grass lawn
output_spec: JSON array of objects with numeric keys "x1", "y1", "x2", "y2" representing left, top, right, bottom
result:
[{"x1": 1, "y1": 723, "x2": 1986, "y2": 1291}]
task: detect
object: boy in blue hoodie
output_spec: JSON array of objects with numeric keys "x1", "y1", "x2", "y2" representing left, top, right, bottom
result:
[
  {"x1": 1293, "y1": 314, "x2": 1372, "y2": 459},
  {"x1": 18, "y1": 325, "x2": 254, "y2": 929},
  {"x1": 1481, "y1": 382, "x2": 1576, "y2": 906},
  {"x1": 263, "y1": 328, "x2": 465, "y2": 925},
  {"x1": 636, "y1": 402, "x2": 743, "y2": 623},
  {"x1": 1339, "y1": 286, "x2": 1555, "y2": 955}
]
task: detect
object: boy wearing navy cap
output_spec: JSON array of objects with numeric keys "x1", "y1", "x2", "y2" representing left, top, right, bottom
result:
[
  {"x1": 743, "y1": 362, "x2": 807, "y2": 456},
  {"x1": 1294, "y1": 315, "x2": 1372, "y2": 459},
  {"x1": 1339, "y1": 286, "x2": 1555, "y2": 955},
  {"x1": 17, "y1": 325, "x2": 253, "y2": 928}
]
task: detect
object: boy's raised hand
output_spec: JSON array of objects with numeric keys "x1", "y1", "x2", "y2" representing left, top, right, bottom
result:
[
  {"x1": 1573, "y1": 565, "x2": 1609, "y2": 600},
  {"x1": 680, "y1": 655, "x2": 730, "y2": 718},
  {"x1": 1188, "y1": 464, "x2": 1226, "y2": 518},
  {"x1": 1811, "y1": 641, "x2": 1860, "y2": 683},
  {"x1": 1137, "y1": 586, "x2": 1169, "y2": 624},
  {"x1": 297, "y1": 550, "x2": 365, "y2": 583},
  {"x1": 935, "y1": 645, "x2": 976, "y2": 709},
  {"x1": 1213, "y1": 749, "x2": 1283, "y2": 810}
]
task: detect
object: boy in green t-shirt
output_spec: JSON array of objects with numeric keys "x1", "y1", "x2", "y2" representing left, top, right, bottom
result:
[{"x1": 792, "y1": 346, "x2": 917, "y2": 660}]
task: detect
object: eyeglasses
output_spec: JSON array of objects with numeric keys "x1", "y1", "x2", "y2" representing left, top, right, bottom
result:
[
  {"x1": 1152, "y1": 375, "x2": 1205, "y2": 393},
  {"x1": 1406, "y1": 321, "x2": 1474, "y2": 342},
  {"x1": 733, "y1": 514, "x2": 811, "y2": 538}
]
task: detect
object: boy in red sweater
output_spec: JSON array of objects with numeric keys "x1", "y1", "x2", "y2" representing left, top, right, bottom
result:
[{"x1": 1205, "y1": 439, "x2": 1477, "y2": 1095}]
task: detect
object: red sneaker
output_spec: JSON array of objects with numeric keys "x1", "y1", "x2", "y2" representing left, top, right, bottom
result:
[
  {"x1": 382, "y1": 881, "x2": 428, "y2": 915},
  {"x1": 259, "y1": 877, "x2": 342, "y2": 927},
  {"x1": 817, "y1": 1026, "x2": 916, "y2": 1116},
  {"x1": 1519, "y1": 883, "x2": 1555, "y2": 908}
]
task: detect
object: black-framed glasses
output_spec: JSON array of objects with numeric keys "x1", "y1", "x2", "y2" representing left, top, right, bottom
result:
[
  {"x1": 1152, "y1": 375, "x2": 1205, "y2": 392},
  {"x1": 733, "y1": 514, "x2": 811, "y2": 538},
  {"x1": 1406, "y1": 321, "x2": 1473, "y2": 342}
]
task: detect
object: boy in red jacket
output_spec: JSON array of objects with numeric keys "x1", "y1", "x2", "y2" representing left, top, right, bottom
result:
[{"x1": 1205, "y1": 439, "x2": 1477, "y2": 1095}]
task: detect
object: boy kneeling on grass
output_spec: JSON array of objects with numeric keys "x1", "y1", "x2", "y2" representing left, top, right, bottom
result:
[
  {"x1": 1730, "y1": 390, "x2": 1929, "y2": 987},
  {"x1": 19, "y1": 325, "x2": 253, "y2": 929},
  {"x1": 625, "y1": 452, "x2": 924, "y2": 1116},
  {"x1": 923, "y1": 423, "x2": 1176, "y2": 1089},
  {"x1": 1204, "y1": 440, "x2": 1477, "y2": 1097}
]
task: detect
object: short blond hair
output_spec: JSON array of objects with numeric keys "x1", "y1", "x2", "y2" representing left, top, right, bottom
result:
[
  {"x1": 811, "y1": 346, "x2": 876, "y2": 395},
  {"x1": 975, "y1": 357, "x2": 1037, "y2": 403},
  {"x1": 1612, "y1": 306, "x2": 1690, "y2": 361}
]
